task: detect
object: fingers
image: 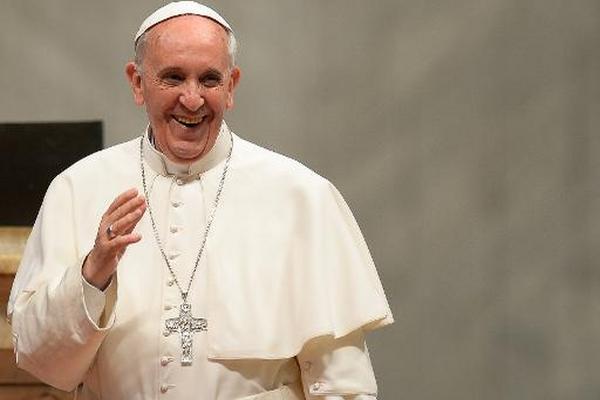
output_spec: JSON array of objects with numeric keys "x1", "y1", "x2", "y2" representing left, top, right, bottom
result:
[
  {"x1": 84, "y1": 188, "x2": 147, "y2": 290},
  {"x1": 94, "y1": 232, "x2": 141, "y2": 261},
  {"x1": 108, "y1": 201, "x2": 146, "y2": 237},
  {"x1": 106, "y1": 188, "x2": 139, "y2": 214},
  {"x1": 110, "y1": 194, "x2": 146, "y2": 225},
  {"x1": 102, "y1": 188, "x2": 146, "y2": 236},
  {"x1": 107, "y1": 231, "x2": 143, "y2": 250},
  {"x1": 96, "y1": 188, "x2": 147, "y2": 254}
]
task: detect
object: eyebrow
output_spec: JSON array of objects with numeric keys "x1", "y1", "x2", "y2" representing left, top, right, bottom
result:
[
  {"x1": 200, "y1": 68, "x2": 224, "y2": 79},
  {"x1": 155, "y1": 67, "x2": 224, "y2": 78},
  {"x1": 156, "y1": 66, "x2": 183, "y2": 75}
]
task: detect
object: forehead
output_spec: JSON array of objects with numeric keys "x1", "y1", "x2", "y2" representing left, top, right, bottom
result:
[{"x1": 144, "y1": 15, "x2": 229, "y2": 66}]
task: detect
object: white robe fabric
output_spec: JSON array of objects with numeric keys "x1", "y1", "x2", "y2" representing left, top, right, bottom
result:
[{"x1": 8, "y1": 124, "x2": 393, "y2": 399}]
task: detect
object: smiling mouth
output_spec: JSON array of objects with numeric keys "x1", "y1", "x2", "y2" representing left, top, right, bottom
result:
[{"x1": 173, "y1": 115, "x2": 204, "y2": 128}]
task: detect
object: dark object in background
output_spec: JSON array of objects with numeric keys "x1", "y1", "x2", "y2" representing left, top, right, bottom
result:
[{"x1": 0, "y1": 121, "x2": 103, "y2": 226}]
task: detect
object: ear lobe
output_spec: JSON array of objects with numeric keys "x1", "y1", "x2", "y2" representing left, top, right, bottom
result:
[
  {"x1": 226, "y1": 67, "x2": 241, "y2": 109},
  {"x1": 125, "y1": 62, "x2": 145, "y2": 106}
]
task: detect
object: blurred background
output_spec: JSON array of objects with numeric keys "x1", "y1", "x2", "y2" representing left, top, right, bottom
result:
[{"x1": 1, "y1": 1, "x2": 599, "y2": 398}]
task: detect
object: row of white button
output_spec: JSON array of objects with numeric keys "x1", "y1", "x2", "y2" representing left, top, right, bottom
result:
[
  {"x1": 162, "y1": 184, "x2": 181, "y2": 395},
  {"x1": 161, "y1": 177, "x2": 190, "y2": 395}
]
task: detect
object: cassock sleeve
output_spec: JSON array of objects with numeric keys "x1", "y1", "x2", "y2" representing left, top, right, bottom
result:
[
  {"x1": 82, "y1": 275, "x2": 115, "y2": 325},
  {"x1": 7, "y1": 174, "x2": 117, "y2": 391},
  {"x1": 297, "y1": 330, "x2": 378, "y2": 399}
]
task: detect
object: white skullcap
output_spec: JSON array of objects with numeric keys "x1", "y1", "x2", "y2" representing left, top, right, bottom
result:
[{"x1": 134, "y1": 1, "x2": 232, "y2": 45}]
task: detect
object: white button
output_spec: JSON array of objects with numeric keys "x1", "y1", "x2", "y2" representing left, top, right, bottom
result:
[
  {"x1": 163, "y1": 330, "x2": 171, "y2": 337},
  {"x1": 160, "y1": 356, "x2": 172, "y2": 366},
  {"x1": 311, "y1": 382, "x2": 321, "y2": 392},
  {"x1": 160, "y1": 384, "x2": 169, "y2": 393},
  {"x1": 171, "y1": 201, "x2": 181, "y2": 208},
  {"x1": 176, "y1": 178, "x2": 184, "y2": 185},
  {"x1": 170, "y1": 226, "x2": 179, "y2": 233},
  {"x1": 167, "y1": 279, "x2": 175, "y2": 286}
]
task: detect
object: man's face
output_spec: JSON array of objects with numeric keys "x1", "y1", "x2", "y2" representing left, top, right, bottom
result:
[{"x1": 126, "y1": 16, "x2": 240, "y2": 163}]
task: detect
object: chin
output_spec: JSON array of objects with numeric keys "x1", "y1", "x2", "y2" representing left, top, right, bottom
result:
[{"x1": 159, "y1": 124, "x2": 219, "y2": 162}]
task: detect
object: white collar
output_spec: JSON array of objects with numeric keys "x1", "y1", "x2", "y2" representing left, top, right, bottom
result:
[{"x1": 142, "y1": 122, "x2": 232, "y2": 179}]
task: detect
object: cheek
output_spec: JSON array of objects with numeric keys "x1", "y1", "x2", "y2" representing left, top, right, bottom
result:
[{"x1": 143, "y1": 86, "x2": 178, "y2": 113}]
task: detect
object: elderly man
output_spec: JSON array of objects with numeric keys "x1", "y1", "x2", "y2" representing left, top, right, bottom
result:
[{"x1": 8, "y1": 2, "x2": 392, "y2": 399}]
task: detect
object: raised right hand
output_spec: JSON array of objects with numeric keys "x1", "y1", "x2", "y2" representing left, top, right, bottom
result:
[{"x1": 82, "y1": 188, "x2": 147, "y2": 290}]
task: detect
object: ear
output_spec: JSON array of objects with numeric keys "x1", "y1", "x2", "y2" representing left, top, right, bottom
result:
[
  {"x1": 125, "y1": 62, "x2": 145, "y2": 106},
  {"x1": 225, "y1": 66, "x2": 241, "y2": 109}
]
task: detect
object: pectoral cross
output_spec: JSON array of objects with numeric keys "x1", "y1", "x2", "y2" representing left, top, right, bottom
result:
[{"x1": 165, "y1": 303, "x2": 207, "y2": 365}]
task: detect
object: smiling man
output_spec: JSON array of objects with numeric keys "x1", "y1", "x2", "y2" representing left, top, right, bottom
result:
[
  {"x1": 8, "y1": 2, "x2": 393, "y2": 399},
  {"x1": 126, "y1": 14, "x2": 240, "y2": 164}
]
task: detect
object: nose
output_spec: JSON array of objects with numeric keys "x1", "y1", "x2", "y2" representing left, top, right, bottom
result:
[{"x1": 178, "y1": 83, "x2": 205, "y2": 112}]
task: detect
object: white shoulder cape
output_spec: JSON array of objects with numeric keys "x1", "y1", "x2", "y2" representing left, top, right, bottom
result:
[
  {"x1": 204, "y1": 137, "x2": 393, "y2": 358},
  {"x1": 8, "y1": 132, "x2": 393, "y2": 360}
]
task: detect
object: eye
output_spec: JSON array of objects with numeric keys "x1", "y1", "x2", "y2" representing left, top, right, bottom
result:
[
  {"x1": 201, "y1": 74, "x2": 222, "y2": 88},
  {"x1": 161, "y1": 73, "x2": 184, "y2": 85}
]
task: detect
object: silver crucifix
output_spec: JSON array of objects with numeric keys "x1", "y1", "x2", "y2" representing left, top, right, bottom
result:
[{"x1": 165, "y1": 302, "x2": 207, "y2": 365}]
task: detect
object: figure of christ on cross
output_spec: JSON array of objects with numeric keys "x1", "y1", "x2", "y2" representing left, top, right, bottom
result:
[{"x1": 165, "y1": 303, "x2": 208, "y2": 365}]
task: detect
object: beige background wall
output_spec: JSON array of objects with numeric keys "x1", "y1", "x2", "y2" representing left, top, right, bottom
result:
[{"x1": 1, "y1": 1, "x2": 599, "y2": 399}]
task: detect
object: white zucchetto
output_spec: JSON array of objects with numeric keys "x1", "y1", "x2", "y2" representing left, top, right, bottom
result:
[{"x1": 134, "y1": 1, "x2": 233, "y2": 44}]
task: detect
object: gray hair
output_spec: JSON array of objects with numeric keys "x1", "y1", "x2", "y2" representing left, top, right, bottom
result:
[{"x1": 134, "y1": 24, "x2": 238, "y2": 73}]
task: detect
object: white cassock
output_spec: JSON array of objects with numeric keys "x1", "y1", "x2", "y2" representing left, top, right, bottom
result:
[{"x1": 7, "y1": 123, "x2": 393, "y2": 400}]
